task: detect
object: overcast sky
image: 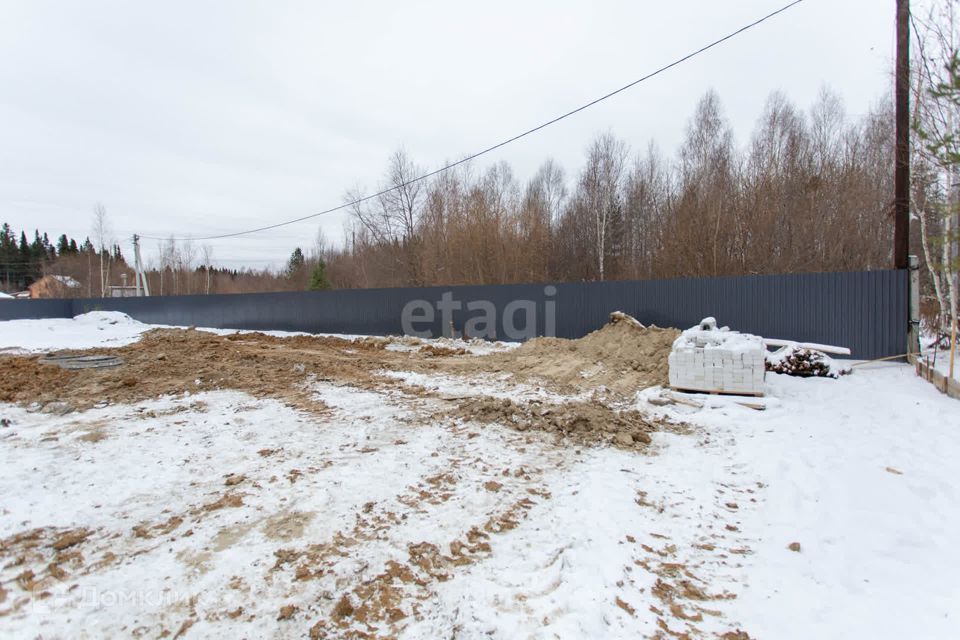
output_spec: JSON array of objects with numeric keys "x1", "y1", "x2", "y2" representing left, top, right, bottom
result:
[{"x1": 1, "y1": 0, "x2": 895, "y2": 270}]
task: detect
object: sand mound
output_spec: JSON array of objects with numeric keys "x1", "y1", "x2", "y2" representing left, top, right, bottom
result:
[{"x1": 468, "y1": 312, "x2": 679, "y2": 396}]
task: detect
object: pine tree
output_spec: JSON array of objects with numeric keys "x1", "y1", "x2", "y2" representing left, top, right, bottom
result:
[
  {"x1": 0, "y1": 223, "x2": 14, "y2": 287},
  {"x1": 286, "y1": 247, "x2": 305, "y2": 278},
  {"x1": 308, "y1": 259, "x2": 332, "y2": 290},
  {"x1": 30, "y1": 231, "x2": 46, "y2": 265},
  {"x1": 42, "y1": 232, "x2": 54, "y2": 259},
  {"x1": 18, "y1": 231, "x2": 29, "y2": 262}
]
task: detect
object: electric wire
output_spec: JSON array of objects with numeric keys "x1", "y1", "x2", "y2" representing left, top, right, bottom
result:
[{"x1": 139, "y1": 0, "x2": 805, "y2": 242}]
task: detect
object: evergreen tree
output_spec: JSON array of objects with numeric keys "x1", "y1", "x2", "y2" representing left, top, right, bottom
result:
[
  {"x1": 286, "y1": 247, "x2": 305, "y2": 278},
  {"x1": 30, "y1": 230, "x2": 46, "y2": 263},
  {"x1": 15, "y1": 231, "x2": 41, "y2": 286},
  {"x1": 0, "y1": 224, "x2": 13, "y2": 261},
  {"x1": 18, "y1": 231, "x2": 29, "y2": 261},
  {"x1": 308, "y1": 259, "x2": 332, "y2": 290},
  {"x1": 0, "y1": 223, "x2": 14, "y2": 286}
]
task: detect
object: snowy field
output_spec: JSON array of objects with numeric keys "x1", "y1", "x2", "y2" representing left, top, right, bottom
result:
[{"x1": 1, "y1": 313, "x2": 958, "y2": 639}]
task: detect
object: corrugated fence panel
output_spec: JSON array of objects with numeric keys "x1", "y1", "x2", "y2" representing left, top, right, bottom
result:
[
  {"x1": 0, "y1": 299, "x2": 73, "y2": 321},
  {"x1": 0, "y1": 270, "x2": 908, "y2": 360}
]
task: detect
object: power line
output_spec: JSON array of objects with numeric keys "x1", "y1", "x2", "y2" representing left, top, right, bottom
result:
[{"x1": 142, "y1": 0, "x2": 805, "y2": 242}]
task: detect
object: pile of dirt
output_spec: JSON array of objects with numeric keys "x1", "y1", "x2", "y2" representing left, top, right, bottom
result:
[
  {"x1": 0, "y1": 317, "x2": 679, "y2": 451},
  {"x1": 0, "y1": 357, "x2": 76, "y2": 405},
  {"x1": 460, "y1": 312, "x2": 679, "y2": 396},
  {"x1": 0, "y1": 328, "x2": 399, "y2": 414},
  {"x1": 443, "y1": 395, "x2": 667, "y2": 450}
]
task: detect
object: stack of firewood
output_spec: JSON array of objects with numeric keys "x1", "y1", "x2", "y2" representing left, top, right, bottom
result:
[{"x1": 765, "y1": 346, "x2": 846, "y2": 379}]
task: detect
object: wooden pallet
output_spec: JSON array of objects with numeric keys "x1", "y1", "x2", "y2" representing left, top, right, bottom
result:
[
  {"x1": 656, "y1": 389, "x2": 767, "y2": 411},
  {"x1": 669, "y1": 386, "x2": 765, "y2": 398}
]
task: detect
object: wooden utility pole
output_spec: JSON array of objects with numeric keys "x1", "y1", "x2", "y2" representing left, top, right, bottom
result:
[{"x1": 894, "y1": 0, "x2": 910, "y2": 269}]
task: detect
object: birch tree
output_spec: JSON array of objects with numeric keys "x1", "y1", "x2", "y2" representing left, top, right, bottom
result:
[
  {"x1": 575, "y1": 133, "x2": 628, "y2": 280},
  {"x1": 201, "y1": 244, "x2": 214, "y2": 294},
  {"x1": 91, "y1": 203, "x2": 111, "y2": 297},
  {"x1": 912, "y1": 0, "x2": 959, "y2": 336}
]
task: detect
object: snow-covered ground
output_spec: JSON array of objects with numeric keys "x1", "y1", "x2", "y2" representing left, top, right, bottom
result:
[
  {"x1": 643, "y1": 367, "x2": 960, "y2": 638},
  {"x1": 1, "y1": 313, "x2": 959, "y2": 638},
  {"x1": 0, "y1": 311, "x2": 153, "y2": 353},
  {"x1": 0, "y1": 311, "x2": 513, "y2": 356}
]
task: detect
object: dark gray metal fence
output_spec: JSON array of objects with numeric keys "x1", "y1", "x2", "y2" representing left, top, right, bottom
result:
[{"x1": 0, "y1": 270, "x2": 908, "y2": 360}]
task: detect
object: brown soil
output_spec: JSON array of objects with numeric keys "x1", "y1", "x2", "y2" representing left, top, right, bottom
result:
[
  {"x1": 262, "y1": 511, "x2": 314, "y2": 542},
  {"x1": 199, "y1": 492, "x2": 244, "y2": 512},
  {"x1": 277, "y1": 604, "x2": 298, "y2": 621},
  {"x1": 441, "y1": 396, "x2": 661, "y2": 451},
  {"x1": 0, "y1": 314, "x2": 681, "y2": 452},
  {"x1": 615, "y1": 596, "x2": 636, "y2": 616},
  {"x1": 445, "y1": 312, "x2": 679, "y2": 396},
  {"x1": 51, "y1": 528, "x2": 91, "y2": 551},
  {"x1": 419, "y1": 344, "x2": 467, "y2": 357},
  {"x1": 0, "y1": 328, "x2": 401, "y2": 413}
]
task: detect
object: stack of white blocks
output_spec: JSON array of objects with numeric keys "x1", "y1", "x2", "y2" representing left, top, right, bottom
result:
[{"x1": 668, "y1": 317, "x2": 765, "y2": 396}]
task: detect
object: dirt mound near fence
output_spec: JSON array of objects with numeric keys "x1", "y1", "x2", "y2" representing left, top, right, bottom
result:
[
  {"x1": 453, "y1": 312, "x2": 679, "y2": 396},
  {"x1": 0, "y1": 314, "x2": 678, "y2": 430}
]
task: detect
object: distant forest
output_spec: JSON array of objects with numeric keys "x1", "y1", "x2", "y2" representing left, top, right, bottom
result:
[
  {"x1": 324, "y1": 88, "x2": 900, "y2": 290},
  {"x1": 0, "y1": 223, "x2": 307, "y2": 297},
  {"x1": 0, "y1": 225, "x2": 109, "y2": 293}
]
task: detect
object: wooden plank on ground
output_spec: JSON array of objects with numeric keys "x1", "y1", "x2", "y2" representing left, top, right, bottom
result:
[{"x1": 911, "y1": 356, "x2": 960, "y2": 401}]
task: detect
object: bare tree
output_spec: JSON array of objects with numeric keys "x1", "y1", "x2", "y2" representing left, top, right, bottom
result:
[
  {"x1": 180, "y1": 239, "x2": 197, "y2": 294},
  {"x1": 624, "y1": 142, "x2": 670, "y2": 278},
  {"x1": 160, "y1": 236, "x2": 178, "y2": 295},
  {"x1": 201, "y1": 244, "x2": 214, "y2": 294},
  {"x1": 91, "y1": 203, "x2": 111, "y2": 297},
  {"x1": 663, "y1": 91, "x2": 736, "y2": 277},
  {"x1": 348, "y1": 149, "x2": 425, "y2": 285},
  {"x1": 911, "y1": 0, "x2": 959, "y2": 335},
  {"x1": 519, "y1": 160, "x2": 566, "y2": 280},
  {"x1": 574, "y1": 133, "x2": 629, "y2": 280}
]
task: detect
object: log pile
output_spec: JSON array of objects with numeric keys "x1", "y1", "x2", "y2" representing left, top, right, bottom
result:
[{"x1": 765, "y1": 345, "x2": 847, "y2": 379}]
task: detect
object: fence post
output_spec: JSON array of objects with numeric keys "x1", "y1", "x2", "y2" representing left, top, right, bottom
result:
[{"x1": 908, "y1": 255, "x2": 920, "y2": 357}]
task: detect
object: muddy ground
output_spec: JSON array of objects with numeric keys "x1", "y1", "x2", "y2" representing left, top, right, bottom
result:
[
  {"x1": 0, "y1": 314, "x2": 680, "y2": 451},
  {"x1": 0, "y1": 314, "x2": 766, "y2": 639}
]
